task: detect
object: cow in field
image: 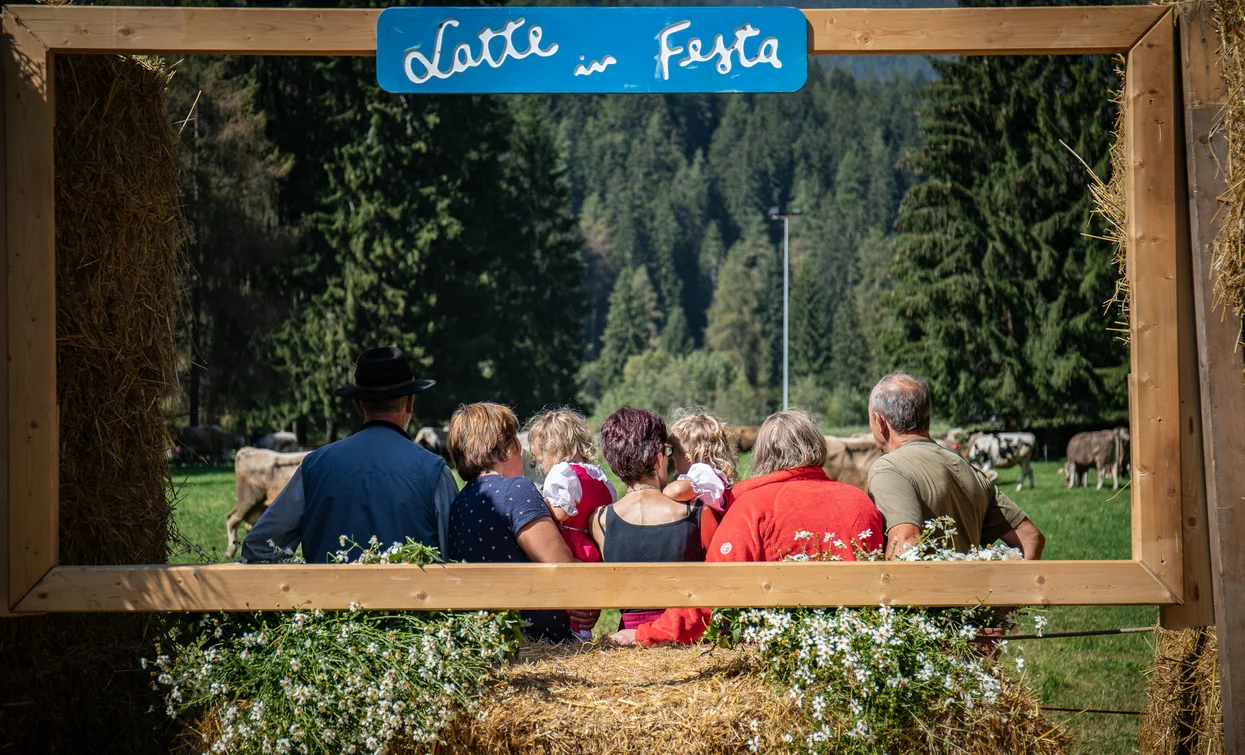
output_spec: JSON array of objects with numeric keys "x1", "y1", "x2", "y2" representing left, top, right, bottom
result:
[
  {"x1": 822, "y1": 434, "x2": 884, "y2": 491},
  {"x1": 224, "y1": 447, "x2": 311, "y2": 558},
  {"x1": 174, "y1": 424, "x2": 244, "y2": 465},
  {"x1": 1063, "y1": 427, "x2": 1130, "y2": 490},
  {"x1": 414, "y1": 426, "x2": 451, "y2": 465},
  {"x1": 966, "y1": 432, "x2": 1035, "y2": 491},
  {"x1": 254, "y1": 431, "x2": 299, "y2": 453},
  {"x1": 726, "y1": 425, "x2": 760, "y2": 453}
]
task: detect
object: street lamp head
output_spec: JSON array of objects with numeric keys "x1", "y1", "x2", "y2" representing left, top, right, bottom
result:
[
  {"x1": 767, "y1": 205, "x2": 780, "y2": 220},
  {"x1": 790, "y1": 208, "x2": 801, "y2": 216}
]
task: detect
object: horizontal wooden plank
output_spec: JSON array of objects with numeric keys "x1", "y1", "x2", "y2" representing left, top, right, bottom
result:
[
  {"x1": 805, "y1": 6, "x2": 1168, "y2": 56},
  {"x1": 17, "y1": 561, "x2": 1177, "y2": 612},
  {"x1": 9, "y1": 5, "x2": 1166, "y2": 57}
]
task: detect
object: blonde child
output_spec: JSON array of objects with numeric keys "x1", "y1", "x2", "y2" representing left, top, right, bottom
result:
[
  {"x1": 527, "y1": 409, "x2": 618, "y2": 565},
  {"x1": 662, "y1": 409, "x2": 739, "y2": 514}
]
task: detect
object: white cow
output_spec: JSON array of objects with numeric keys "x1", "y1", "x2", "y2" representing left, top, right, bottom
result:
[{"x1": 966, "y1": 432, "x2": 1035, "y2": 491}]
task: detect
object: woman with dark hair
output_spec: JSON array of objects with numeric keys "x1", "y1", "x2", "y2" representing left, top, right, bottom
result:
[{"x1": 589, "y1": 407, "x2": 719, "y2": 631}]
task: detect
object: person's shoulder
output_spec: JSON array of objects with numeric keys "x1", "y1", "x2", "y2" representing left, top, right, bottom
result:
[{"x1": 502, "y1": 475, "x2": 543, "y2": 499}]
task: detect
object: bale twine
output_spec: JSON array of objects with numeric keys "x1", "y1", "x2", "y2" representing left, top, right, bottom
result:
[
  {"x1": 1141, "y1": 627, "x2": 1224, "y2": 755},
  {"x1": 429, "y1": 643, "x2": 1068, "y2": 755},
  {"x1": 0, "y1": 54, "x2": 186, "y2": 753}
]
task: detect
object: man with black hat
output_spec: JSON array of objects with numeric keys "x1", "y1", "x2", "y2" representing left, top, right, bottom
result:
[{"x1": 240, "y1": 347, "x2": 458, "y2": 563}]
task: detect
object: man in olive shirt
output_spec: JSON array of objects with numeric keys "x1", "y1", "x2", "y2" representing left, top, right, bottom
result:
[{"x1": 867, "y1": 373, "x2": 1045, "y2": 561}]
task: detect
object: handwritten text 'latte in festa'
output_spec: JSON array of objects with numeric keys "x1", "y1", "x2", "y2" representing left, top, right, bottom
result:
[{"x1": 402, "y1": 17, "x2": 783, "y2": 85}]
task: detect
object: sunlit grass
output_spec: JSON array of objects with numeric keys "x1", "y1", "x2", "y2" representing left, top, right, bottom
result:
[{"x1": 169, "y1": 456, "x2": 1148, "y2": 753}]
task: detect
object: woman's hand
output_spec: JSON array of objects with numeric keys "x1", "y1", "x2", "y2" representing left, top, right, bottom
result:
[{"x1": 610, "y1": 628, "x2": 638, "y2": 645}]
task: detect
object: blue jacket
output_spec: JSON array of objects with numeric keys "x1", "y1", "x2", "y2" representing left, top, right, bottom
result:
[{"x1": 241, "y1": 420, "x2": 457, "y2": 564}]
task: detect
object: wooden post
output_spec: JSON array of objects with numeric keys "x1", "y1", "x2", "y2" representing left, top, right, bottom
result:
[
  {"x1": 1125, "y1": 11, "x2": 1186, "y2": 597},
  {"x1": 3, "y1": 12, "x2": 57, "y2": 609},
  {"x1": 1161, "y1": 2, "x2": 1216, "y2": 630},
  {"x1": 1177, "y1": 1, "x2": 1245, "y2": 748},
  {"x1": 0, "y1": 10, "x2": 9, "y2": 618}
]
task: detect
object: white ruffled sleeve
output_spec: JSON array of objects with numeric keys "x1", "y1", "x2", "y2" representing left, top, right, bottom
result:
[
  {"x1": 578, "y1": 463, "x2": 619, "y2": 503},
  {"x1": 680, "y1": 463, "x2": 727, "y2": 512},
  {"x1": 541, "y1": 461, "x2": 582, "y2": 516}
]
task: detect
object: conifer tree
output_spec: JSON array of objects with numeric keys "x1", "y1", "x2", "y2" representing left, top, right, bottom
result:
[
  {"x1": 885, "y1": 3, "x2": 1124, "y2": 424},
  {"x1": 706, "y1": 230, "x2": 773, "y2": 387},
  {"x1": 598, "y1": 267, "x2": 662, "y2": 387},
  {"x1": 791, "y1": 257, "x2": 832, "y2": 383}
]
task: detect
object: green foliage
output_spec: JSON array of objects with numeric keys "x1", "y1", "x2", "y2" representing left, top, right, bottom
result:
[
  {"x1": 149, "y1": 540, "x2": 525, "y2": 754},
  {"x1": 592, "y1": 350, "x2": 769, "y2": 426},
  {"x1": 705, "y1": 229, "x2": 775, "y2": 387},
  {"x1": 883, "y1": 0, "x2": 1127, "y2": 425},
  {"x1": 595, "y1": 267, "x2": 663, "y2": 392}
]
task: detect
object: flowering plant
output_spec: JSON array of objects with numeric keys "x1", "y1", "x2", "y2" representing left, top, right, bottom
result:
[
  {"x1": 147, "y1": 539, "x2": 524, "y2": 755},
  {"x1": 707, "y1": 518, "x2": 1042, "y2": 754}
]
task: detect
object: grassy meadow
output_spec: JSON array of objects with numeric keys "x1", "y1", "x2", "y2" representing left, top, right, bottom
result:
[{"x1": 169, "y1": 457, "x2": 1150, "y2": 754}]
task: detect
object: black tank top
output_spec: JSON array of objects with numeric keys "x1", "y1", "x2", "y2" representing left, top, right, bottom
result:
[{"x1": 596, "y1": 502, "x2": 706, "y2": 563}]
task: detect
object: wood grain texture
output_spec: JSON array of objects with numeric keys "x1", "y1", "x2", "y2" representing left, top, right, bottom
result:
[
  {"x1": 1178, "y1": 1, "x2": 1245, "y2": 748},
  {"x1": 0, "y1": 10, "x2": 9, "y2": 618},
  {"x1": 15, "y1": 561, "x2": 1177, "y2": 613},
  {"x1": 3, "y1": 11, "x2": 57, "y2": 610},
  {"x1": 7, "y1": 5, "x2": 1165, "y2": 57},
  {"x1": 1160, "y1": 4, "x2": 1215, "y2": 630},
  {"x1": 1125, "y1": 13, "x2": 1185, "y2": 598},
  {"x1": 805, "y1": 6, "x2": 1166, "y2": 56}
]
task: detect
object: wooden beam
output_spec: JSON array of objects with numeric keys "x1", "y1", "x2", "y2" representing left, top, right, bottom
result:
[
  {"x1": 0, "y1": 4, "x2": 10, "y2": 618},
  {"x1": 805, "y1": 6, "x2": 1166, "y2": 56},
  {"x1": 3, "y1": 11, "x2": 57, "y2": 610},
  {"x1": 15, "y1": 561, "x2": 1176, "y2": 613},
  {"x1": 1178, "y1": 1, "x2": 1245, "y2": 748},
  {"x1": 6, "y1": 5, "x2": 1166, "y2": 57},
  {"x1": 1125, "y1": 12, "x2": 1185, "y2": 598},
  {"x1": 1160, "y1": 3, "x2": 1215, "y2": 630}
]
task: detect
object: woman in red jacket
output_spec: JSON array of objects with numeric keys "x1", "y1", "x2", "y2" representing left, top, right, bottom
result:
[{"x1": 612, "y1": 410, "x2": 884, "y2": 645}]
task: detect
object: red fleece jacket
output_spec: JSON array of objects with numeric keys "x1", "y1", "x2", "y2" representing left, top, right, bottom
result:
[{"x1": 634, "y1": 466, "x2": 884, "y2": 645}]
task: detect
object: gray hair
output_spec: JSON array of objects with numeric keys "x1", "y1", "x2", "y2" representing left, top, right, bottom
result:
[
  {"x1": 869, "y1": 372, "x2": 931, "y2": 434},
  {"x1": 751, "y1": 410, "x2": 828, "y2": 476}
]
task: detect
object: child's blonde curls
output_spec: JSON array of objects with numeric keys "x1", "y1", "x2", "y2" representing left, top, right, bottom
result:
[
  {"x1": 668, "y1": 407, "x2": 739, "y2": 483},
  {"x1": 525, "y1": 408, "x2": 597, "y2": 466}
]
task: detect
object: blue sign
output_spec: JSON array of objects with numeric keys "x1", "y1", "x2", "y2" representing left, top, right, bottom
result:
[{"x1": 376, "y1": 6, "x2": 809, "y2": 94}]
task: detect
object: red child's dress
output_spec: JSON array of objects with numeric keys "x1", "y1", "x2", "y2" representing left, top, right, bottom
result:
[{"x1": 541, "y1": 462, "x2": 617, "y2": 563}]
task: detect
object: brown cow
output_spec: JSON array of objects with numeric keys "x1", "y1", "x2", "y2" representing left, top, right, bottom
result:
[
  {"x1": 1063, "y1": 428, "x2": 1129, "y2": 490},
  {"x1": 727, "y1": 425, "x2": 760, "y2": 453},
  {"x1": 822, "y1": 434, "x2": 884, "y2": 491},
  {"x1": 224, "y1": 447, "x2": 311, "y2": 558},
  {"x1": 174, "y1": 424, "x2": 244, "y2": 465}
]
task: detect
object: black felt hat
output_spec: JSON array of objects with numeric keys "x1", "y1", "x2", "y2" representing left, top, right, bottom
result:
[{"x1": 334, "y1": 347, "x2": 435, "y2": 400}]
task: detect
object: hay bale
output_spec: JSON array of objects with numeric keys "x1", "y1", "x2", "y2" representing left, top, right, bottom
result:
[
  {"x1": 1141, "y1": 626, "x2": 1224, "y2": 755},
  {"x1": 430, "y1": 643, "x2": 1068, "y2": 755},
  {"x1": 0, "y1": 54, "x2": 185, "y2": 753},
  {"x1": 1217, "y1": 0, "x2": 1245, "y2": 353}
]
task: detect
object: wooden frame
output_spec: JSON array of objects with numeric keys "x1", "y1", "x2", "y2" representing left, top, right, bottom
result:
[{"x1": 2, "y1": 5, "x2": 1200, "y2": 613}]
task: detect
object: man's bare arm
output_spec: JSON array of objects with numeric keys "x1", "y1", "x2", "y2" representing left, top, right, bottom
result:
[
  {"x1": 885, "y1": 523, "x2": 922, "y2": 560},
  {"x1": 999, "y1": 518, "x2": 1045, "y2": 560}
]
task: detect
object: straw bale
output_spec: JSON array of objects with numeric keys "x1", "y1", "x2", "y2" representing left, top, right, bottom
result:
[
  {"x1": 0, "y1": 53, "x2": 185, "y2": 753},
  {"x1": 1217, "y1": 0, "x2": 1245, "y2": 356},
  {"x1": 1141, "y1": 626, "x2": 1224, "y2": 755},
  {"x1": 428, "y1": 642, "x2": 1068, "y2": 755}
]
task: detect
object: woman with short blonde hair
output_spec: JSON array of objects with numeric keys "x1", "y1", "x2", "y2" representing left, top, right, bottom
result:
[
  {"x1": 446, "y1": 402, "x2": 598, "y2": 642},
  {"x1": 750, "y1": 410, "x2": 828, "y2": 476}
]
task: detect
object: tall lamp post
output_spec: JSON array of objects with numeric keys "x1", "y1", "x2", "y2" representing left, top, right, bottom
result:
[{"x1": 768, "y1": 206, "x2": 800, "y2": 411}]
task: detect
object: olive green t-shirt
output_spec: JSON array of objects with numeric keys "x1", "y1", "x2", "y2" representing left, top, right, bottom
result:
[{"x1": 866, "y1": 436, "x2": 1028, "y2": 552}]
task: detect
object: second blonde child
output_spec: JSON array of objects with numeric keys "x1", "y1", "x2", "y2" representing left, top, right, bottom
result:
[
  {"x1": 662, "y1": 410, "x2": 739, "y2": 514},
  {"x1": 527, "y1": 409, "x2": 617, "y2": 565}
]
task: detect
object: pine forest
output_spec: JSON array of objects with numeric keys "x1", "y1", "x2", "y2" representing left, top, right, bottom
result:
[{"x1": 163, "y1": 0, "x2": 1129, "y2": 440}]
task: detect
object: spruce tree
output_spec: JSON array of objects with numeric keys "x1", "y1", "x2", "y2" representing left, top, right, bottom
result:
[
  {"x1": 791, "y1": 257, "x2": 832, "y2": 383},
  {"x1": 884, "y1": 0, "x2": 1125, "y2": 424},
  {"x1": 598, "y1": 267, "x2": 662, "y2": 387},
  {"x1": 705, "y1": 229, "x2": 773, "y2": 387}
]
